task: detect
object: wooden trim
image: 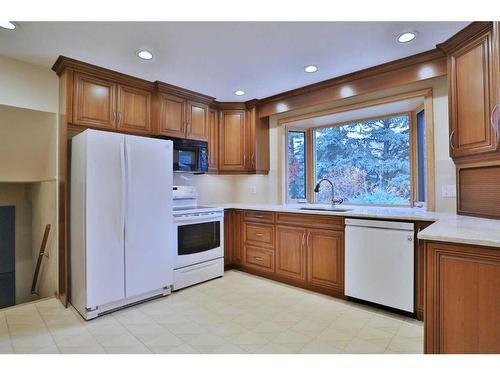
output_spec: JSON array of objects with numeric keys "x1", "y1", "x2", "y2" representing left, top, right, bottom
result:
[
  {"x1": 52, "y1": 55, "x2": 154, "y2": 91},
  {"x1": 424, "y1": 91, "x2": 436, "y2": 211},
  {"x1": 410, "y1": 111, "x2": 418, "y2": 207},
  {"x1": 155, "y1": 81, "x2": 215, "y2": 104},
  {"x1": 437, "y1": 22, "x2": 492, "y2": 54},
  {"x1": 258, "y1": 49, "x2": 446, "y2": 118},
  {"x1": 284, "y1": 126, "x2": 308, "y2": 203}
]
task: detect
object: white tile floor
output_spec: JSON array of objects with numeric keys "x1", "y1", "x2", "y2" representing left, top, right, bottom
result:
[{"x1": 0, "y1": 270, "x2": 423, "y2": 354}]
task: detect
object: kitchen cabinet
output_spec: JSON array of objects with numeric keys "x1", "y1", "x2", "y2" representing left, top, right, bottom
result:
[
  {"x1": 208, "y1": 108, "x2": 219, "y2": 172},
  {"x1": 116, "y1": 85, "x2": 152, "y2": 134},
  {"x1": 186, "y1": 101, "x2": 209, "y2": 141},
  {"x1": 439, "y1": 22, "x2": 500, "y2": 162},
  {"x1": 156, "y1": 93, "x2": 187, "y2": 138},
  {"x1": 219, "y1": 109, "x2": 247, "y2": 172},
  {"x1": 275, "y1": 226, "x2": 307, "y2": 283},
  {"x1": 307, "y1": 228, "x2": 344, "y2": 293},
  {"x1": 424, "y1": 241, "x2": 500, "y2": 354},
  {"x1": 72, "y1": 72, "x2": 153, "y2": 134},
  {"x1": 217, "y1": 106, "x2": 270, "y2": 174},
  {"x1": 155, "y1": 94, "x2": 209, "y2": 141},
  {"x1": 73, "y1": 72, "x2": 117, "y2": 130}
]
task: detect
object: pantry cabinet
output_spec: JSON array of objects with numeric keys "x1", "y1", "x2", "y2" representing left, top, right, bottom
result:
[{"x1": 424, "y1": 241, "x2": 500, "y2": 354}]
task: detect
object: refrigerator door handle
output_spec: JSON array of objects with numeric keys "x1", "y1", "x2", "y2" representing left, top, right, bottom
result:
[
  {"x1": 120, "y1": 143, "x2": 126, "y2": 236},
  {"x1": 126, "y1": 143, "x2": 132, "y2": 229}
]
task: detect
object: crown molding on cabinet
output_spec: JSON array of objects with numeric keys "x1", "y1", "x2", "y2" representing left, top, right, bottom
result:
[{"x1": 437, "y1": 22, "x2": 492, "y2": 54}]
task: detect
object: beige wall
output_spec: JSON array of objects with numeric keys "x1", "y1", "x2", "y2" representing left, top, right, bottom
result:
[
  {"x1": 0, "y1": 55, "x2": 58, "y2": 113},
  {"x1": 0, "y1": 183, "x2": 35, "y2": 304},
  {"x1": 0, "y1": 105, "x2": 57, "y2": 182},
  {"x1": 190, "y1": 76, "x2": 456, "y2": 213}
]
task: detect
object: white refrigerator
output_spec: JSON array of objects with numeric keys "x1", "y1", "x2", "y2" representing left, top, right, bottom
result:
[{"x1": 70, "y1": 129, "x2": 173, "y2": 320}]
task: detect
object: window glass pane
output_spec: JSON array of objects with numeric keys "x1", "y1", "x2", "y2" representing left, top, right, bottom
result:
[
  {"x1": 288, "y1": 130, "x2": 306, "y2": 200},
  {"x1": 314, "y1": 115, "x2": 411, "y2": 205},
  {"x1": 416, "y1": 110, "x2": 426, "y2": 202}
]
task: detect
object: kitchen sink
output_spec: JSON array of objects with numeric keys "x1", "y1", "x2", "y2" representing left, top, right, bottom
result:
[{"x1": 299, "y1": 207, "x2": 352, "y2": 212}]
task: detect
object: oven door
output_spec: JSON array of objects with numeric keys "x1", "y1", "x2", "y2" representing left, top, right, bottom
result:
[{"x1": 173, "y1": 214, "x2": 224, "y2": 269}]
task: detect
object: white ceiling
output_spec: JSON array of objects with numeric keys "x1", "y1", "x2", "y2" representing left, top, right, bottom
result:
[
  {"x1": 287, "y1": 97, "x2": 424, "y2": 128},
  {"x1": 0, "y1": 22, "x2": 468, "y2": 101}
]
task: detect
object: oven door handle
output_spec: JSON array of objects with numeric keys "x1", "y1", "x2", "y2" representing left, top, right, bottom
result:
[{"x1": 173, "y1": 215, "x2": 223, "y2": 224}]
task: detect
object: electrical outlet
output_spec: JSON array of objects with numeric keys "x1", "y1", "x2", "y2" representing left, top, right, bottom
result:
[
  {"x1": 441, "y1": 184, "x2": 457, "y2": 198},
  {"x1": 250, "y1": 185, "x2": 257, "y2": 194}
]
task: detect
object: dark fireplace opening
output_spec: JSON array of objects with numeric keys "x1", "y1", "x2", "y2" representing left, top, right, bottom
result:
[{"x1": 0, "y1": 205, "x2": 15, "y2": 309}]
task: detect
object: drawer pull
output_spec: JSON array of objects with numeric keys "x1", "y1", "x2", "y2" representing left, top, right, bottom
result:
[
  {"x1": 254, "y1": 256, "x2": 264, "y2": 261},
  {"x1": 254, "y1": 215, "x2": 264, "y2": 218},
  {"x1": 255, "y1": 233, "x2": 264, "y2": 237}
]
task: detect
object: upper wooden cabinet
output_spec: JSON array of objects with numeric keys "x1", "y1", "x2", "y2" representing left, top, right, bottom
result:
[
  {"x1": 219, "y1": 109, "x2": 247, "y2": 172},
  {"x1": 116, "y1": 85, "x2": 152, "y2": 134},
  {"x1": 217, "y1": 105, "x2": 270, "y2": 174},
  {"x1": 73, "y1": 72, "x2": 117, "y2": 130},
  {"x1": 72, "y1": 71, "x2": 153, "y2": 135},
  {"x1": 439, "y1": 22, "x2": 500, "y2": 162},
  {"x1": 186, "y1": 101, "x2": 209, "y2": 141},
  {"x1": 156, "y1": 93, "x2": 187, "y2": 138},
  {"x1": 154, "y1": 89, "x2": 209, "y2": 141}
]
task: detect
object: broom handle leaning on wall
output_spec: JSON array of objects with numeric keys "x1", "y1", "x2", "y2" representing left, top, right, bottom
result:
[{"x1": 31, "y1": 224, "x2": 51, "y2": 295}]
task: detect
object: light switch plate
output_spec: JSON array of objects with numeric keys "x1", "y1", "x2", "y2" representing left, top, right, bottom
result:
[{"x1": 441, "y1": 184, "x2": 457, "y2": 198}]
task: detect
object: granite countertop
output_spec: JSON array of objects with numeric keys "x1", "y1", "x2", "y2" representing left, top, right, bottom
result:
[{"x1": 215, "y1": 203, "x2": 500, "y2": 249}]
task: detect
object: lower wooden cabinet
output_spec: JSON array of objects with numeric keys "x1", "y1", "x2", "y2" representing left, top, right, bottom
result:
[
  {"x1": 244, "y1": 245, "x2": 274, "y2": 272},
  {"x1": 415, "y1": 221, "x2": 432, "y2": 320},
  {"x1": 424, "y1": 241, "x2": 500, "y2": 354},
  {"x1": 223, "y1": 210, "x2": 232, "y2": 266},
  {"x1": 275, "y1": 226, "x2": 307, "y2": 282},
  {"x1": 307, "y1": 228, "x2": 344, "y2": 293}
]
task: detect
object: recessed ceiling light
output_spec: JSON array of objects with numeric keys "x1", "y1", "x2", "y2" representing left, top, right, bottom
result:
[
  {"x1": 304, "y1": 65, "x2": 318, "y2": 73},
  {"x1": 234, "y1": 90, "x2": 246, "y2": 96},
  {"x1": 398, "y1": 32, "x2": 417, "y2": 43},
  {"x1": 137, "y1": 50, "x2": 153, "y2": 60},
  {"x1": 0, "y1": 21, "x2": 16, "y2": 30}
]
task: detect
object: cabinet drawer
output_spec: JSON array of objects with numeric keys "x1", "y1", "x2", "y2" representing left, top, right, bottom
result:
[
  {"x1": 276, "y1": 212, "x2": 344, "y2": 230},
  {"x1": 245, "y1": 246, "x2": 274, "y2": 272},
  {"x1": 243, "y1": 210, "x2": 275, "y2": 223},
  {"x1": 244, "y1": 223, "x2": 274, "y2": 248}
]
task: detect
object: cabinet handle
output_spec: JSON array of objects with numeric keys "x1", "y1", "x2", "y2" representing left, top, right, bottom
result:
[
  {"x1": 307, "y1": 233, "x2": 311, "y2": 248},
  {"x1": 244, "y1": 154, "x2": 247, "y2": 166},
  {"x1": 117, "y1": 112, "x2": 122, "y2": 125},
  {"x1": 112, "y1": 111, "x2": 116, "y2": 124},
  {"x1": 491, "y1": 103, "x2": 499, "y2": 141},
  {"x1": 254, "y1": 256, "x2": 263, "y2": 261},
  {"x1": 255, "y1": 233, "x2": 264, "y2": 237},
  {"x1": 254, "y1": 215, "x2": 264, "y2": 218},
  {"x1": 449, "y1": 129, "x2": 455, "y2": 150},
  {"x1": 302, "y1": 233, "x2": 306, "y2": 249}
]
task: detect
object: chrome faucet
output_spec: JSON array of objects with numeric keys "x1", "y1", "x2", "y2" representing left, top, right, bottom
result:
[{"x1": 314, "y1": 178, "x2": 344, "y2": 205}]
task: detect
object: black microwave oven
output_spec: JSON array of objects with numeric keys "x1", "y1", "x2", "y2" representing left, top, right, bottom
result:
[{"x1": 167, "y1": 137, "x2": 208, "y2": 173}]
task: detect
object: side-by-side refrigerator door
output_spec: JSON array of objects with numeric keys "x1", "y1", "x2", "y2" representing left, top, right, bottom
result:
[
  {"x1": 124, "y1": 135, "x2": 173, "y2": 298},
  {"x1": 85, "y1": 130, "x2": 126, "y2": 308}
]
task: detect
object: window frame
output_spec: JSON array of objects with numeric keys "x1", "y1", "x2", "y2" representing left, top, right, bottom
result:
[
  {"x1": 284, "y1": 126, "x2": 309, "y2": 203},
  {"x1": 286, "y1": 111, "x2": 420, "y2": 207}
]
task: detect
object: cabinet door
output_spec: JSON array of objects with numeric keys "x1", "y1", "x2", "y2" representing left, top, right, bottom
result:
[
  {"x1": 208, "y1": 108, "x2": 219, "y2": 172},
  {"x1": 449, "y1": 30, "x2": 497, "y2": 158},
  {"x1": 307, "y1": 228, "x2": 344, "y2": 292},
  {"x1": 425, "y1": 242, "x2": 500, "y2": 353},
  {"x1": 73, "y1": 72, "x2": 117, "y2": 129},
  {"x1": 276, "y1": 226, "x2": 307, "y2": 283},
  {"x1": 219, "y1": 110, "x2": 246, "y2": 172},
  {"x1": 232, "y1": 210, "x2": 243, "y2": 264},
  {"x1": 186, "y1": 101, "x2": 209, "y2": 141},
  {"x1": 117, "y1": 85, "x2": 152, "y2": 134},
  {"x1": 157, "y1": 93, "x2": 187, "y2": 138},
  {"x1": 224, "y1": 210, "x2": 232, "y2": 266}
]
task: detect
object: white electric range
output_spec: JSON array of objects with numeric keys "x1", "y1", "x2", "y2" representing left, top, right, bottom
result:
[{"x1": 172, "y1": 186, "x2": 224, "y2": 290}]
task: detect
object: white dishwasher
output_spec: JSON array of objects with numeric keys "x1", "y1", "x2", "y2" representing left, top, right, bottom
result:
[{"x1": 345, "y1": 218, "x2": 415, "y2": 313}]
